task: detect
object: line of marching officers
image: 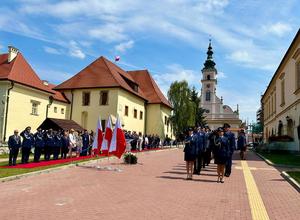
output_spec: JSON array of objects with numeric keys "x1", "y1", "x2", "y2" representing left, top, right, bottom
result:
[
  {"x1": 7, "y1": 126, "x2": 93, "y2": 166},
  {"x1": 184, "y1": 123, "x2": 236, "y2": 182}
]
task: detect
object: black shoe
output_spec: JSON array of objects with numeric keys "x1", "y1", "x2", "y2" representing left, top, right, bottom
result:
[{"x1": 225, "y1": 174, "x2": 230, "y2": 177}]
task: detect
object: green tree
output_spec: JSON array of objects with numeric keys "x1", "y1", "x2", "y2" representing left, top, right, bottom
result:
[
  {"x1": 190, "y1": 86, "x2": 206, "y2": 127},
  {"x1": 167, "y1": 81, "x2": 199, "y2": 136}
]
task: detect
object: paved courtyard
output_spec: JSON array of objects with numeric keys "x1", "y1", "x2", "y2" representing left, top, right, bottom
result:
[{"x1": 0, "y1": 149, "x2": 299, "y2": 220}]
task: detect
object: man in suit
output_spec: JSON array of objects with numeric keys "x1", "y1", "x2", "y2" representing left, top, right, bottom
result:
[
  {"x1": 44, "y1": 129, "x2": 54, "y2": 161},
  {"x1": 33, "y1": 128, "x2": 45, "y2": 162},
  {"x1": 20, "y1": 126, "x2": 34, "y2": 164},
  {"x1": 8, "y1": 130, "x2": 21, "y2": 166},
  {"x1": 223, "y1": 123, "x2": 236, "y2": 177}
]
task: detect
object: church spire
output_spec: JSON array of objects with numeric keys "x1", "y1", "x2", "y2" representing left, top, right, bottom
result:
[{"x1": 203, "y1": 39, "x2": 216, "y2": 70}]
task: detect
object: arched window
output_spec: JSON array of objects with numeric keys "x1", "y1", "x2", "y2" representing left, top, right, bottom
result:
[
  {"x1": 205, "y1": 91, "x2": 211, "y2": 101},
  {"x1": 207, "y1": 75, "x2": 211, "y2": 80}
]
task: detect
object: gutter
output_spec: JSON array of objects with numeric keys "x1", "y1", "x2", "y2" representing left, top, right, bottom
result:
[
  {"x1": 70, "y1": 90, "x2": 74, "y2": 120},
  {"x1": 3, "y1": 81, "x2": 14, "y2": 142},
  {"x1": 46, "y1": 96, "x2": 54, "y2": 118}
]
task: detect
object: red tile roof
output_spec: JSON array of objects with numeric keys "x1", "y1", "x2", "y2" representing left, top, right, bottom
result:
[
  {"x1": 0, "y1": 52, "x2": 68, "y2": 103},
  {"x1": 0, "y1": 53, "x2": 54, "y2": 93},
  {"x1": 54, "y1": 56, "x2": 147, "y2": 100},
  {"x1": 48, "y1": 84, "x2": 70, "y2": 103},
  {"x1": 128, "y1": 70, "x2": 172, "y2": 109}
]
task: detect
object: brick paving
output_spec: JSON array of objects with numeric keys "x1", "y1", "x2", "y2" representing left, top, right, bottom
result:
[{"x1": 0, "y1": 149, "x2": 299, "y2": 220}]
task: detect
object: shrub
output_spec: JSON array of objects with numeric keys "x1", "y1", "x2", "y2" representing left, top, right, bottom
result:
[{"x1": 123, "y1": 152, "x2": 138, "y2": 164}]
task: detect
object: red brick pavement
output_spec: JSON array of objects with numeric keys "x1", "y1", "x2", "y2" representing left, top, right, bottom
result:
[{"x1": 0, "y1": 149, "x2": 299, "y2": 220}]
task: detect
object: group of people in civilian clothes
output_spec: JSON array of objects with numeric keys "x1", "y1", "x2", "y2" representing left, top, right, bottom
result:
[
  {"x1": 7, "y1": 126, "x2": 95, "y2": 166},
  {"x1": 184, "y1": 123, "x2": 247, "y2": 183}
]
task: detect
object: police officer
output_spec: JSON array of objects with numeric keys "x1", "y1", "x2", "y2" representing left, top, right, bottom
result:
[
  {"x1": 8, "y1": 130, "x2": 21, "y2": 166},
  {"x1": 33, "y1": 128, "x2": 45, "y2": 162},
  {"x1": 204, "y1": 127, "x2": 212, "y2": 166},
  {"x1": 223, "y1": 123, "x2": 236, "y2": 177},
  {"x1": 193, "y1": 127, "x2": 204, "y2": 175},
  {"x1": 53, "y1": 130, "x2": 63, "y2": 160},
  {"x1": 81, "y1": 130, "x2": 90, "y2": 156},
  {"x1": 44, "y1": 129, "x2": 54, "y2": 161},
  {"x1": 61, "y1": 131, "x2": 69, "y2": 159},
  {"x1": 20, "y1": 126, "x2": 34, "y2": 164}
]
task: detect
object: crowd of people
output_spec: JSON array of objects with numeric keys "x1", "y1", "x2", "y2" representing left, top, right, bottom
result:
[
  {"x1": 183, "y1": 123, "x2": 247, "y2": 183},
  {"x1": 7, "y1": 127, "x2": 95, "y2": 166}
]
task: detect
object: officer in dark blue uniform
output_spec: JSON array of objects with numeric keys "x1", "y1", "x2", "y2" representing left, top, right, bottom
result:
[
  {"x1": 53, "y1": 130, "x2": 63, "y2": 160},
  {"x1": 20, "y1": 126, "x2": 34, "y2": 164},
  {"x1": 33, "y1": 128, "x2": 45, "y2": 162},
  {"x1": 8, "y1": 130, "x2": 21, "y2": 166},
  {"x1": 44, "y1": 129, "x2": 54, "y2": 161},
  {"x1": 204, "y1": 127, "x2": 212, "y2": 166},
  {"x1": 223, "y1": 123, "x2": 236, "y2": 177},
  {"x1": 61, "y1": 131, "x2": 69, "y2": 159},
  {"x1": 81, "y1": 130, "x2": 90, "y2": 156},
  {"x1": 193, "y1": 127, "x2": 204, "y2": 175}
]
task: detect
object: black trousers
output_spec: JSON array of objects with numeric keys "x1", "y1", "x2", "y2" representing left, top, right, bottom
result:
[
  {"x1": 225, "y1": 154, "x2": 233, "y2": 176},
  {"x1": 204, "y1": 148, "x2": 212, "y2": 166},
  {"x1": 194, "y1": 152, "x2": 202, "y2": 174},
  {"x1": 53, "y1": 146, "x2": 60, "y2": 160},
  {"x1": 44, "y1": 145, "x2": 51, "y2": 161},
  {"x1": 21, "y1": 147, "x2": 31, "y2": 164},
  {"x1": 9, "y1": 148, "x2": 19, "y2": 165},
  {"x1": 34, "y1": 147, "x2": 43, "y2": 162},
  {"x1": 61, "y1": 146, "x2": 68, "y2": 159}
]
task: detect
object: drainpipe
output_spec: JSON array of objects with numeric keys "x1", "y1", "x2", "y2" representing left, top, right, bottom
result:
[
  {"x1": 144, "y1": 101, "x2": 147, "y2": 135},
  {"x1": 3, "y1": 81, "x2": 14, "y2": 142},
  {"x1": 46, "y1": 96, "x2": 54, "y2": 118},
  {"x1": 70, "y1": 90, "x2": 74, "y2": 120}
]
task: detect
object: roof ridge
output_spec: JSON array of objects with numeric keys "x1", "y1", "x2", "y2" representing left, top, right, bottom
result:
[{"x1": 101, "y1": 56, "x2": 121, "y2": 86}]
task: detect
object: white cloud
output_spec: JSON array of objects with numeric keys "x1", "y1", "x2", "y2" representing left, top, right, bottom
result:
[
  {"x1": 263, "y1": 22, "x2": 292, "y2": 37},
  {"x1": 0, "y1": 43, "x2": 4, "y2": 52},
  {"x1": 114, "y1": 40, "x2": 134, "y2": 53},
  {"x1": 88, "y1": 24, "x2": 127, "y2": 43},
  {"x1": 217, "y1": 71, "x2": 226, "y2": 79},
  {"x1": 227, "y1": 50, "x2": 253, "y2": 63},
  {"x1": 68, "y1": 41, "x2": 86, "y2": 59},
  {"x1": 44, "y1": 46, "x2": 61, "y2": 55},
  {"x1": 153, "y1": 64, "x2": 199, "y2": 96}
]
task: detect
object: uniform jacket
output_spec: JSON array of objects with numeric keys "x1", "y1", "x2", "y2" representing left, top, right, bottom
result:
[
  {"x1": 82, "y1": 134, "x2": 90, "y2": 148},
  {"x1": 34, "y1": 132, "x2": 45, "y2": 148},
  {"x1": 20, "y1": 130, "x2": 34, "y2": 148},
  {"x1": 45, "y1": 133, "x2": 55, "y2": 147},
  {"x1": 224, "y1": 131, "x2": 236, "y2": 155}
]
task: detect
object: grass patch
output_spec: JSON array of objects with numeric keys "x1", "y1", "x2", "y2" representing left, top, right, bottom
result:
[
  {"x1": 260, "y1": 152, "x2": 300, "y2": 167},
  {"x1": 0, "y1": 154, "x2": 9, "y2": 159},
  {"x1": 0, "y1": 157, "x2": 98, "y2": 179},
  {"x1": 287, "y1": 171, "x2": 300, "y2": 184}
]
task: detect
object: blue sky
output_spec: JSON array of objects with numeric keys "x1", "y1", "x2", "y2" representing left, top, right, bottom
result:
[{"x1": 0, "y1": 0, "x2": 299, "y2": 123}]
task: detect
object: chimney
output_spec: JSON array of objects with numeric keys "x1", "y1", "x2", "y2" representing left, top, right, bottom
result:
[
  {"x1": 8, "y1": 46, "x2": 19, "y2": 63},
  {"x1": 42, "y1": 80, "x2": 49, "y2": 86}
]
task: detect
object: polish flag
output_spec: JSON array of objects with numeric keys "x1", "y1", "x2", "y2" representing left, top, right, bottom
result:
[
  {"x1": 115, "y1": 56, "x2": 120, "y2": 62},
  {"x1": 101, "y1": 115, "x2": 113, "y2": 155},
  {"x1": 92, "y1": 117, "x2": 103, "y2": 155},
  {"x1": 109, "y1": 116, "x2": 126, "y2": 159}
]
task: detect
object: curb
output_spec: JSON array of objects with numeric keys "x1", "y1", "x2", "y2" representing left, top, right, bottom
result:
[
  {"x1": 281, "y1": 171, "x2": 300, "y2": 193},
  {"x1": 0, "y1": 147, "x2": 179, "y2": 183}
]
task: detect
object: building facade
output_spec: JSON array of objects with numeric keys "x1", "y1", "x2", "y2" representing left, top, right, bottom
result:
[
  {"x1": 262, "y1": 29, "x2": 300, "y2": 151},
  {"x1": 0, "y1": 47, "x2": 173, "y2": 144},
  {"x1": 199, "y1": 41, "x2": 242, "y2": 132}
]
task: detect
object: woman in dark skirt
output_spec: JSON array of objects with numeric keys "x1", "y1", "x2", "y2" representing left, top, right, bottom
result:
[
  {"x1": 214, "y1": 127, "x2": 229, "y2": 183},
  {"x1": 184, "y1": 129, "x2": 196, "y2": 180},
  {"x1": 238, "y1": 130, "x2": 247, "y2": 160}
]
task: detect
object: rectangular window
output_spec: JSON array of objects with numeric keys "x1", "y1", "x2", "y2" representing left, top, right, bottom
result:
[
  {"x1": 280, "y1": 79, "x2": 285, "y2": 106},
  {"x1": 82, "y1": 92, "x2": 90, "y2": 106},
  {"x1": 101, "y1": 120, "x2": 106, "y2": 131},
  {"x1": 125, "y1": 106, "x2": 129, "y2": 116},
  {"x1": 139, "y1": 111, "x2": 143, "y2": 120},
  {"x1": 61, "y1": 108, "x2": 64, "y2": 114},
  {"x1": 54, "y1": 106, "x2": 57, "y2": 113},
  {"x1": 100, "y1": 91, "x2": 109, "y2": 105},
  {"x1": 134, "y1": 109, "x2": 137, "y2": 118},
  {"x1": 31, "y1": 100, "x2": 40, "y2": 116},
  {"x1": 165, "y1": 116, "x2": 167, "y2": 125}
]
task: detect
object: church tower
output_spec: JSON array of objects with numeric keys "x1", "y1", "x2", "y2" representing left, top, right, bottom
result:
[
  {"x1": 199, "y1": 40, "x2": 242, "y2": 131},
  {"x1": 200, "y1": 40, "x2": 218, "y2": 118}
]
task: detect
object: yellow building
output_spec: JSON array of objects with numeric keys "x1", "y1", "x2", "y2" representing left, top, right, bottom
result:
[
  {"x1": 54, "y1": 57, "x2": 173, "y2": 139},
  {"x1": 0, "y1": 46, "x2": 69, "y2": 143},
  {"x1": 262, "y1": 29, "x2": 300, "y2": 151}
]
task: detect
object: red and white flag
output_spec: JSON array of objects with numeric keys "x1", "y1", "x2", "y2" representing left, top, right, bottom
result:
[
  {"x1": 101, "y1": 115, "x2": 113, "y2": 155},
  {"x1": 109, "y1": 115, "x2": 126, "y2": 159},
  {"x1": 92, "y1": 117, "x2": 103, "y2": 154},
  {"x1": 115, "y1": 55, "x2": 120, "y2": 62}
]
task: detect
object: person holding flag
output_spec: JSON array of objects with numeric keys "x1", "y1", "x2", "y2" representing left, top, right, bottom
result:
[
  {"x1": 109, "y1": 115, "x2": 126, "y2": 159},
  {"x1": 101, "y1": 115, "x2": 113, "y2": 156},
  {"x1": 92, "y1": 117, "x2": 103, "y2": 155}
]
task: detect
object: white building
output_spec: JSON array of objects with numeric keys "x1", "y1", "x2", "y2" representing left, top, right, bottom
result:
[{"x1": 199, "y1": 41, "x2": 242, "y2": 131}]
